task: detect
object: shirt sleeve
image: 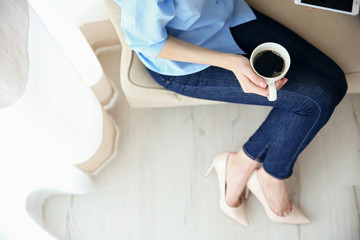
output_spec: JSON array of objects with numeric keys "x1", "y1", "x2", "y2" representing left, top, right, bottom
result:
[{"x1": 114, "y1": 0, "x2": 175, "y2": 58}]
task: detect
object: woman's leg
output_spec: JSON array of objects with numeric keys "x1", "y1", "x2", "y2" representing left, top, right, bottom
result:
[
  {"x1": 147, "y1": 9, "x2": 347, "y2": 212},
  {"x1": 231, "y1": 8, "x2": 347, "y2": 176},
  {"x1": 229, "y1": 8, "x2": 347, "y2": 214}
]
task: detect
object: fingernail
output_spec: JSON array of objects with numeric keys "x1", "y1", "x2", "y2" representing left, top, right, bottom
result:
[{"x1": 260, "y1": 81, "x2": 267, "y2": 88}]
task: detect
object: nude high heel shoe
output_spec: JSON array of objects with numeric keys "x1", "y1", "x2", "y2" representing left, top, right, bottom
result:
[
  {"x1": 247, "y1": 169, "x2": 310, "y2": 224},
  {"x1": 205, "y1": 152, "x2": 249, "y2": 226}
]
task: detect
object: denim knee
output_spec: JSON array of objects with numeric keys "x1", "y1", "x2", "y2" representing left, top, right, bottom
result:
[
  {"x1": 332, "y1": 68, "x2": 348, "y2": 106},
  {"x1": 304, "y1": 68, "x2": 347, "y2": 116},
  {"x1": 329, "y1": 61, "x2": 347, "y2": 102}
]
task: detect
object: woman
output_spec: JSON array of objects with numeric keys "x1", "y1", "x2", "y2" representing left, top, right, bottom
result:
[{"x1": 114, "y1": 0, "x2": 347, "y2": 225}]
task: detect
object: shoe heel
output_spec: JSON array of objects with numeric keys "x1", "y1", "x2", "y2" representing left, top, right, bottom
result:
[
  {"x1": 244, "y1": 186, "x2": 250, "y2": 200},
  {"x1": 204, "y1": 162, "x2": 215, "y2": 177}
]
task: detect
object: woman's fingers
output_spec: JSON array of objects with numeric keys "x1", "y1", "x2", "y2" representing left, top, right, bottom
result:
[
  {"x1": 238, "y1": 74, "x2": 269, "y2": 97},
  {"x1": 275, "y1": 77, "x2": 288, "y2": 90},
  {"x1": 244, "y1": 67, "x2": 268, "y2": 88},
  {"x1": 240, "y1": 76, "x2": 288, "y2": 97},
  {"x1": 232, "y1": 56, "x2": 289, "y2": 97}
]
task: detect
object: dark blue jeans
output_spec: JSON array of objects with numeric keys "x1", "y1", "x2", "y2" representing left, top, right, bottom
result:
[{"x1": 147, "y1": 8, "x2": 347, "y2": 179}]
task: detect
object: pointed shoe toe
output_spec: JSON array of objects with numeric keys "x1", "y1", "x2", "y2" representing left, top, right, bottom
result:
[
  {"x1": 219, "y1": 200, "x2": 249, "y2": 226},
  {"x1": 286, "y1": 204, "x2": 311, "y2": 224}
]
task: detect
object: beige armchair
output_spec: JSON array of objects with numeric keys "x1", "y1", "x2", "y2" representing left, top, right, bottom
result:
[{"x1": 104, "y1": 0, "x2": 360, "y2": 108}]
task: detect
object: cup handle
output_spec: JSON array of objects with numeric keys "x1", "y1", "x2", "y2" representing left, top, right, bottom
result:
[{"x1": 267, "y1": 82, "x2": 277, "y2": 101}]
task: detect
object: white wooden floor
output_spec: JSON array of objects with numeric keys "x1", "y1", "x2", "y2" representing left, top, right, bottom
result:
[{"x1": 43, "y1": 45, "x2": 360, "y2": 240}]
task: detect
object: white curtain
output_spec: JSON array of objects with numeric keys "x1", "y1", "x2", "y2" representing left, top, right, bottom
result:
[
  {"x1": 28, "y1": 0, "x2": 105, "y2": 87},
  {"x1": 0, "y1": 0, "x2": 29, "y2": 108},
  {"x1": 0, "y1": 0, "x2": 108, "y2": 238}
]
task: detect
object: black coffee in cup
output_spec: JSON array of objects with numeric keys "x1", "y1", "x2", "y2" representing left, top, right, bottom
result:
[{"x1": 253, "y1": 50, "x2": 285, "y2": 78}]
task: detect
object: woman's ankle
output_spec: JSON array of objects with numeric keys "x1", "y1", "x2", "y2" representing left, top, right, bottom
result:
[
  {"x1": 258, "y1": 167, "x2": 284, "y2": 185},
  {"x1": 224, "y1": 151, "x2": 257, "y2": 207},
  {"x1": 233, "y1": 149, "x2": 258, "y2": 172}
]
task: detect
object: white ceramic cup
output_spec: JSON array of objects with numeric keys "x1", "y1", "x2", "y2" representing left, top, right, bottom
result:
[{"x1": 250, "y1": 42, "x2": 291, "y2": 101}]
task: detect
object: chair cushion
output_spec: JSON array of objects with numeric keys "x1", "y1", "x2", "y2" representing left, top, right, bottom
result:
[
  {"x1": 247, "y1": 0, "x2": 360, "y2": 74},
  {"x1": 247, "y1": 0, "x2": 360, "y2": 93}
]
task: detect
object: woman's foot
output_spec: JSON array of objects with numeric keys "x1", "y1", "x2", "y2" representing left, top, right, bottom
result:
[
  {"x1": 225, "y1": 149, "x2": 259, "y2": 207},
  {"x1": 257, "y1": 167, "x2": 293, "y2": 216},
  {"x1": 205, "y1": 152, "x2": 250, "y2": 226},
  {"x1": 246, "y1": 169, "x2": 310, "y2": 224}
]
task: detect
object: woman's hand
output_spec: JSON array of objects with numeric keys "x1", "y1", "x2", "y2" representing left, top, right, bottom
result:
[
  {"x1": 157, "y1": 36, "x2": 287, "y2": 97},
  {"x1": 227, "y1": 54, "x2": 288, "y2": 97}
]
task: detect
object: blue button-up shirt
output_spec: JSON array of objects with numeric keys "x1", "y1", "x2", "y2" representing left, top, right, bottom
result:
[{"x1": 114, "y1": 0, "x2": 256, "y2": 76}]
